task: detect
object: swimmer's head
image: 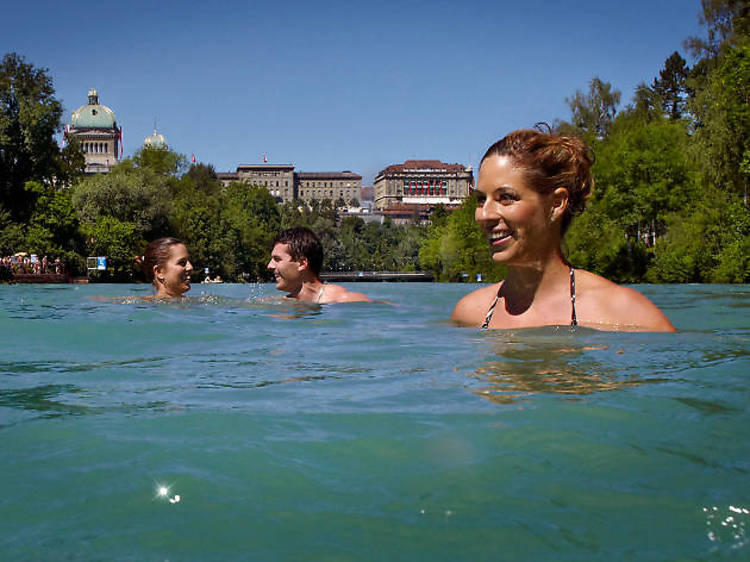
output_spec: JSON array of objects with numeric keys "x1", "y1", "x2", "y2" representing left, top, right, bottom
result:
[
  {"x1": 272, "y1": 227, "x2": 323, "y2": 276},
  {"x1": 137, "y1": 237, "x2": 193, "y2": 297}
]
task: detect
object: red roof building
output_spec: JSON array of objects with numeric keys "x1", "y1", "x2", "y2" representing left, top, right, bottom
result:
[{"x1": 373, "y1": 159, "x2": 473, "y2": 210}]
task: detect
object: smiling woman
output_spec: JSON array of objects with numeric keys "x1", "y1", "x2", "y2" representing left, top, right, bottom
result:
[
  {"x1": 136, "y1": 237, "x2": 194, "y2": 299},
  {"x1": 451, "y1": 127, "x2": 675, "y2": 332}
]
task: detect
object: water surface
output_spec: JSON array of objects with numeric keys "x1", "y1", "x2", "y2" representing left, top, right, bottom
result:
[{"x1": 1, "y1": 283, "x2": 748, "y2": 560}]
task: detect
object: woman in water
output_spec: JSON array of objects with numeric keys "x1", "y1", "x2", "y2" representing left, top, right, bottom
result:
[
  {"x1": 136, "y1": 237, "x2": 194, "y2": 298},
  {"x1": 451, "y1": 127, "x2": 675, "y2": 332}
]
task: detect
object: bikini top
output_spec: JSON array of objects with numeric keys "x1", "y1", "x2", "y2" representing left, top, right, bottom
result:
[{"x1": 481, "y1": 266, "x2": 578, "y2": 329}]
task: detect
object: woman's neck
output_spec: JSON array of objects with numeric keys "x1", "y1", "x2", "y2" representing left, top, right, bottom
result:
[{"x1": 501, "y1": 249, "x2": 569, "y2": 310}]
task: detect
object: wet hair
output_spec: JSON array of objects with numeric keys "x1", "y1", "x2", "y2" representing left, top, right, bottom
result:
[
  {"x1": 481, "y1": 125, "x2": 594, "y2": 233},
  {"x1": 273, "y1": 227, "x2": 323, "y2": 276},
  {"x1": 135, "y1": 237, "x2": 184, "y2": 283}
]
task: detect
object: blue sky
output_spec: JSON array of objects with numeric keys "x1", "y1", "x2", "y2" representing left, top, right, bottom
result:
[{"x1": 3, "y1": 0, "x2": 704, "y2": 183}]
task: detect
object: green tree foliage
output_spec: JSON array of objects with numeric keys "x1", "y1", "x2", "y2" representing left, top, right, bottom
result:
[
  {"x1": 134, "y1": 146, "x2": 186, "y2": 177},
  {"x1": 560, "y1": 77, "x2": 622, "y2": 140},
  {"x1": 593, "y1": 113, "x2": 698, "y2": 232},
  {"x1": 688, "y1": 40, "x2": 750, "y2": 203},
  {"x1": 0, "y1": 53, "x2": 84, "y2": 220},
  {"x1": 629, "y1": 83, "x2": 664, "y2": 123},
  {"x1": 684, "y1": 0, "x2": 749, "y2": 58},
  {"x1": 23, "y1": 180, "x2": 81, "y2": 254},
  {"x1": 71, "y1": 159, "x2": 171, "y2": 237},
  {"x1": 70, "y1": 152, "x2": 176, "y2": 279},
  {"x1": 220, "y1": 181, "x2": 280, "y2": 280},
  {"x1": 652, "y1": 51, "x2": 690, "y2": 119},
  {"x1": 82, "y1": 216, "x2": 139, "y2": 278},
  {"x1": 647, "y1": 188, "x2": 750, "y2": 282},
  {"x1": 561, "y1": 4, "x2": 749, "y2": 284}
]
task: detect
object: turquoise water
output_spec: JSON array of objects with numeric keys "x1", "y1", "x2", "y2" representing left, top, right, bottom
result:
[{"x1": 1, "y1": 283, "x2": 748, "y2": 560}]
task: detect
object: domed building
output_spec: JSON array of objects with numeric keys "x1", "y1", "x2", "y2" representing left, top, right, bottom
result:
[
  {"x1": 143, "y1": 127, "x2": 168, "y2": 150},
  {"x1": 66, "y1": 88, "x2": 121, "y2": 174}
]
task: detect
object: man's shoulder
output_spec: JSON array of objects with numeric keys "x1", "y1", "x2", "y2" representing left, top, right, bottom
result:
[{"x1": 325, "y1": 283, "x2": 371, "y2": 303}]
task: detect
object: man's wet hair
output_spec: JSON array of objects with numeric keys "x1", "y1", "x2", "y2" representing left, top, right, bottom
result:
[{"x1": 273, "y1": 227, "x2": 324, "y2": 276}]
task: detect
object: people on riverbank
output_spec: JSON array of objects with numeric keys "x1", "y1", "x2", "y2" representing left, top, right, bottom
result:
[
  {"x1": 268, "y1": 227, "x2": 371, "y2": 303},
  {"x1": 451, "y1": 126, "x2": 675, "y2": 332},
  {"x1": 0, "y1": 254, "x2": 65, "y2": 276},
  {"x1": 136, "y1": 237, "x2": 194, "y2": 298}
]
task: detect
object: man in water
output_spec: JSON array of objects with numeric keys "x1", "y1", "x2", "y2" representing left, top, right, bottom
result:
[{"x1": 267, "y1": 227, "x2": 371, "y2": 303}]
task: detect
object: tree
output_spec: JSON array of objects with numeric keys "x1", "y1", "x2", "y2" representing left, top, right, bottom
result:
[
  {"x1": 688, "y1": 40, "x2": 750, "y2": 203},
  {"x1": 220, "y1": 182, "x2": 280, "y2": 280},
  {"x1": 629, "y1": 83, "x2": 664, "y2": 123},
  {"x1": 561, "y1": 77, "x2": 621, "y2": 140},
  {"x1": 23, "y1": 180, "x2": 81, "y2": 254},
  {"x1": 81, "y1": 216, "x2": 140, "y2": 279},
  {"x1": 652, "y1": 51, "x2": 690, "y2": 119},
  {"x1": 133, "y1": 146, "x2": 186, "y2": 177},
  {"x1": 684, "y1": 0, "x2": 749, "y2": 59},
  {"x1": 71, "y1": 162, "x2": 171, "y2": 238},
  {"x1": 646, "y1": 188, "x2": 750, "y2": 282},
  {"x1": 0, "y1": 52, "x2": 83, "y2": 220}
]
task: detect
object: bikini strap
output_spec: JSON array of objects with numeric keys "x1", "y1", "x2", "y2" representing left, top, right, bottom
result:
[
  {"x1": 481, "y1": 285, "x2": 502, "y2": 330},
  {"x1": 569, "y1": 266, "x2": 578, "y2": 326},
  {"x1": 483, "y1": 270, "x2": 577, "y2": 329}
]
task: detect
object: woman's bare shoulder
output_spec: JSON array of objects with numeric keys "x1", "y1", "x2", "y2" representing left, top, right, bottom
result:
[
  {"x1": 451, "y1": 284, "x2": 499, "y2": 326},
  {"x1": 576, "y1": 270, "x2": 675, "y2": 332}
]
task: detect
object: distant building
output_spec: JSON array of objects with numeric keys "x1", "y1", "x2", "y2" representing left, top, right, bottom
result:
[
  {"x1": 296, "y1": 171, "x2": 361, "y2": 205},
  {"x1": 360, "y1": 185, "x2": 374, "y2": 203},
  {"x1": 216, "y1": 171, "x2": 239, "y2": 186},
  {"x1": 216, "y1": 165, "x2": 361, "y2": 205},
  {"x1": 66, "y1": 88, "x2": 121, "y2": 174},
  {"x1": 379, "y1": 204, "x2": 436, "y2": 225},
  {"x1": 373, "y1": 159, "x2": 473, "y2": 210},
  {"x1": 143, "y1": 127, "x2": 168, "y2": 150},
  {"x1": 220, "y1": 164, "x2": 296, "y2": 202}
]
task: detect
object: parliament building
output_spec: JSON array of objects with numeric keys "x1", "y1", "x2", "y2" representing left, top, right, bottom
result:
[{"x1": 65, "y1": 88, "x2": 121, "y2": 174}]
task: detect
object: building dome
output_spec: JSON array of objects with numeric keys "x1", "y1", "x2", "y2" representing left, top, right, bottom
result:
[
  {"x1": 143, "y1": 128, "x2": 168, "y2": 150},
  {"x1": 70, "y1": 88, "x2": 117, "y2": 129}
]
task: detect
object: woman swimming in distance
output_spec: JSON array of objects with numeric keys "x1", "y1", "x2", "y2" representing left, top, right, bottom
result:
[
  {"x1": 451, "y1": 127, "x2": 675, "y2": 332},
  {"x1": 135, "y1": 237, "x2": 194, "y2": 298}
]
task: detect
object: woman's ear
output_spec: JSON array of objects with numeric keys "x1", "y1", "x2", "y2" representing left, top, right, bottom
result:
[
  {"x1": 153, "y1": 264, "x2": 163, "y2": 283},
  {"x1": 550, "y1": 187, "x2": 569, "y2": 222}
]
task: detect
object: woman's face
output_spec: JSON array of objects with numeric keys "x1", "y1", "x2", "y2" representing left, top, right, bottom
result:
[
  {"x1": 154, "y1": 243, "x2": 193, "y2": 297},
  {"x1": 474, "y1": 155, "x2": 559, "y2": 266}
]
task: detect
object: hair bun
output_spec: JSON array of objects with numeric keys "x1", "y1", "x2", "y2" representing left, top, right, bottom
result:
[{"x1": 481, "y1": 128, "x2": 595, "y2": 232}]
